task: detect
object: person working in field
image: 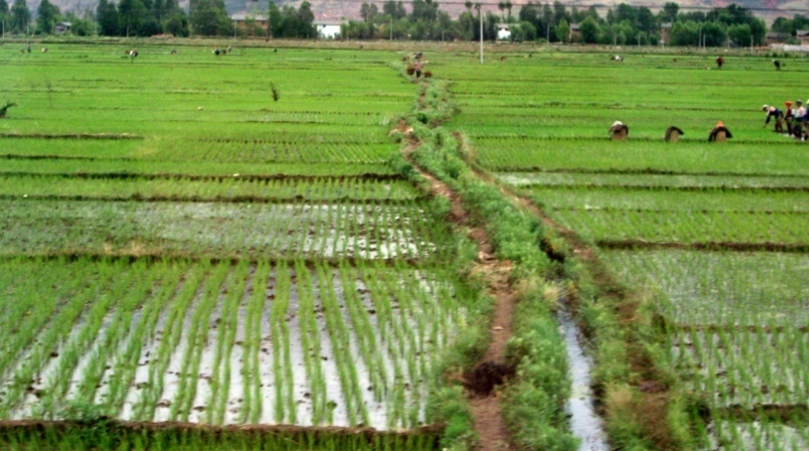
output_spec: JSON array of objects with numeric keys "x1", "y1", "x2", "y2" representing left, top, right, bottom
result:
[
  {"x1": 413, "y1": 60, "x2": 427, "y2": 78},
  {"x1": 762, "y1": 105, "x2": 784, "y2": 132},
  {"x1": 716, "y1": 56, "x2": 724, "y2": 69},
  {"x1": 708, "y1": 121, "x2": 732, "y2": 142},
  {"x1": 792, "y1": 100, "x2": 806, "y2": 138},
  {"x1": 784, "y1": 101, "x2": 794, "y2": 134}
]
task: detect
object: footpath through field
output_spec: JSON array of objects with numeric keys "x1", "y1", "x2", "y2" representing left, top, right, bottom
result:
[{"x1": 399, "y1": 84, "x2": 517, "y2": 450}]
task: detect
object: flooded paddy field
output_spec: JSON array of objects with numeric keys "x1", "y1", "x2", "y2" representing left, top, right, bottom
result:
[
  {"x1": 0, "y1": 199, "x2": 450, "y2": 261},
  {"x1": 602, "y1": 249, "x2": 809, "y2": 449},
  {"x1": 0, "y1": 258, "x2": 468, "y2": 430}
]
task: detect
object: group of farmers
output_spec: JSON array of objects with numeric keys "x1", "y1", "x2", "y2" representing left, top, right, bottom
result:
[{"x1": 763, "y1": 100, "x2": 808, "y2": 139}]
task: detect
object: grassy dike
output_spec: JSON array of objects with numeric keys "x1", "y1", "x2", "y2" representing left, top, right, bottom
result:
[
  {"x1": 392, "y1": 72, "x2": 577, "y2": 449},
  {"x1": 394, "y1": 71, "x2": 698, "y2": 449}
]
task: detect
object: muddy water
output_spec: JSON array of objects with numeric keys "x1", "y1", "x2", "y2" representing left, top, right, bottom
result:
[
  {"x1": 557, "y1": 307, "x2": 609, "y2": 451},
  {"x1": 330, "y1": 272, "x2": 390, "y2": 429},
  {"x1": 3, "y1": 263, "x2": 457, "y2": 431},
  {"x1": 284, "y1": 268, "x2": 313, "y2": 426},
  {"x1": 222, "y1": 285, "x2": 251, "y2": 425},
  {"x1": 257, "y1": 269, "x2": 277, "y2": 424},
  {"x1": 119, "y1": 283, "x2": 180, "y2": 421},
  {"x1": 8, "y1": 303, "x2": 105, "y2": 420},
  {"x1": 151, "y1": 283, "x2": 208, "y2": 423}
]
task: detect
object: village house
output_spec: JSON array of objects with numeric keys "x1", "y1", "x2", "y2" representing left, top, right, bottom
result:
[
  {"x1": 231, "y1": 13, "x2": 268, "y2": 34},
  {"x1": 660, "y1": 22, "x2": 672, "y2": 45},
  {"x1": 766, "y1": 31, "x2": 790, "y2": 44},
  {"x1": 54, "y1": 22, "x2": 71, "y2": 35},
  {"x1": 496, "y1": 24, "x2": 511, "y2": 41},
  {"x1": 317, "y1": 21, "x2": 343, "y2": 39},
  {"x1": 797, "y1": 30, "x2": 809, "y2": 45},
  {"x1": 569, "y1": 23, "x2": 582, "y2": 42}
]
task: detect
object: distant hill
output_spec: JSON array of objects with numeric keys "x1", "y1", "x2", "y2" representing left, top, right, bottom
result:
[{"x1": 38, "y1": 0, "x2": 809, "y2": 25}]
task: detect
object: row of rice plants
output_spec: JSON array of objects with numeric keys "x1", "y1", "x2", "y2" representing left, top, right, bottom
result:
[
  {"x1": 498, "y1": 172, "x2": 809, "y2": 190},
  {"x1": 0, "y1": 157, "x2": 395, "y2": 179},
  {"x1": 0, "y1": 260, "x2": 131, "y2": 418},
  {"x1": 0, "y1": 174, "x2": 421, "y2": 203},
  {"x1": 33, "y1": 261, "x2": 156, "y2": 419},
  {"x1": 269, "y1": 261, "x2": 296, "y2": 424},
  {"x1": 0, "y1": 257, "x2": 466, "y2": 430},
  {"x1": 550, "y1": 208, "x2": 809, "y2": 245},
  {"x1": 0, "y1": 422, "x2": 442, "y2": 450},
  {"x1": 529, "y1": 186, "x2": 809, "y2": 212},
  {"x1": 600, "y1": 249, "x2": 808, "y2": 446},
  {"x1": 101, "y1": 261, "x2": 188, "y2": 418},
  {"x1": 2, "y1": 45, "x2": 412, "y2": 140},
  {"x1": 238, "y1": 260, "x2": 270, "y2": 425},
  {"x1": 168, "y1": 262, "x2": 231, "y2": 422},
  {"x1": 600, "y1": 250, "x2": 809, "y2": 327},
  {"x1": 0, "y1": 199, "x2": 449, "y2": 260},
  {"x1": 710, "y1": 418, "x2": 809, "y2": 450},
  {"x1": 472, "y1": 140, "x2": 809, "y2": 175},
  {"x1": 0, "y1": 260, "x2": 98, "y2": 390},
  {"x1": 669, "y1": 327, "x2": 808, "y2": 408},
  {"x1": 166, "y1": 141, "x2": 398, "y2": 165},
  {"x1": 129, "y1": 262, "x2": 207, "y2": 422}
]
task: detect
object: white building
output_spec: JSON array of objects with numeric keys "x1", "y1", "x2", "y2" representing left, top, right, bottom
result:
[
  {"x1": 496, "y1": 24, "x2": 511, "y2": 41},
  {"x1": 318, "y1": 21, "x2": 343, "y2": 39}
]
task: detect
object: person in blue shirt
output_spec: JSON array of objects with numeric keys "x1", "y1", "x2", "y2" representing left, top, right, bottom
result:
[{"x1": 762, "y1": 105, "x2": 784, "y2": 132}]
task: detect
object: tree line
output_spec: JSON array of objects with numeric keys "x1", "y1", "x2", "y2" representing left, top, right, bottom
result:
[
  {"x1": 343, "y1": 1, "x2": 770, "y2": 47},
  {"x1": 0, "y1": 0, "x2": 802, "y2": 46},
  {"x1": 0, "y1": 0, "x2": 315, "y2": 37}
]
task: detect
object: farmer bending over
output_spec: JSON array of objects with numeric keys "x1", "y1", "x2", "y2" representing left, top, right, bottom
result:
[
  {"x1": 762, "y1": 105, "x2": 784, "y2": 132},
  {"x1": 413, "y1": 60, "x2": 426, "y2": 78}
]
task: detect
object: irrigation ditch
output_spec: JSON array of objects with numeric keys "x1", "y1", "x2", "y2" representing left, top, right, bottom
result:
[
  {"x1": 396, "y1": 73, "x2": 610, "y2": 448},
  {"x1": 393, "y1": 65, "x2": 730, "y2": 449}
]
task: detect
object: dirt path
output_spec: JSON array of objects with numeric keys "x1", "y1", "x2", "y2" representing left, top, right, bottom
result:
[
  {"x1": 473, "y1": 164, "x2": 680, "y2": 449},
  {"x1": 401, "y1": 145, "x2": 516, "y2": 450}
]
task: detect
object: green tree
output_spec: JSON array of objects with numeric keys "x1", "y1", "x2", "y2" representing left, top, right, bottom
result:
[
  {"x1": 727, "y1": 23, "x2": 751, "y2": 47},
  {"x1": 669, "y1": 20, "x2": 698, "y2": 46},
  {"x1": 410, "y1": 0, "x2": 437, "y2": 23},
  {"x1": 702, "y1": 20, "x2": 726, "y2": 46},
  {"x1": 10, "y1": 0, "x2": 30, "y2": 33},
  {"x1": 554, "y1": 17, "x2": 569, "y2": 43},
  {"x1": 163, "y1": 13, "x2": 188, "y2": 36},
  {"x1": 297, "y1": 1, "x2": 315, "y2": 38},
  {"x1": 96, "y1": 0, "x2": 119, "y2": 35},
  {"x1": 267, "y1": 1, "x2": 280, "y2": 37},
  {"x1": 35, "y1": 0, "x2": 60, "y2": 34},
  {"x1": 663, "y1": 2, "x2": 678, "y2": 22},
  {"x1": 512, "y1": 20, "x2": 536, "y2": 41},
  {"x1": 360, "y1": 2, "x2": 377, "y2": 22},
  {"x1": 118, "y1": 0, "x2": 148, "y2": 36},
  {"x1": 189, "y1": 0, "x2": 230, "y2": 36},
  {"x1": 579, "y1": 15, "x2": 598, "y2": 43},
  {"x1": 0, "y1": 0, "x2": 9, "y2": 29},
  {"x1": 382, "y1": 0, "x2": 405, "y2": 20}
]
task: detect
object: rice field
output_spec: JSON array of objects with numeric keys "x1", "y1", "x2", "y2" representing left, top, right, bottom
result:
[
  {"x1": 0, "y1": 42, "x2": 476, "y2": 448},
  {"x1": 5, "y1": 41, "x2": 809, "y2": 449},
  {"x1": 433, "y1": 49, "x2": 809, "y2": 449},
  {"x1": 0, "y1": 257, "x2": 466, "y2": 430}
]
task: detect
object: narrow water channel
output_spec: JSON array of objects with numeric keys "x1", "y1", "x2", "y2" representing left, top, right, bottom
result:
[{"x1": 558, "y1": 305, "x2": 610, "y2": 450}]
